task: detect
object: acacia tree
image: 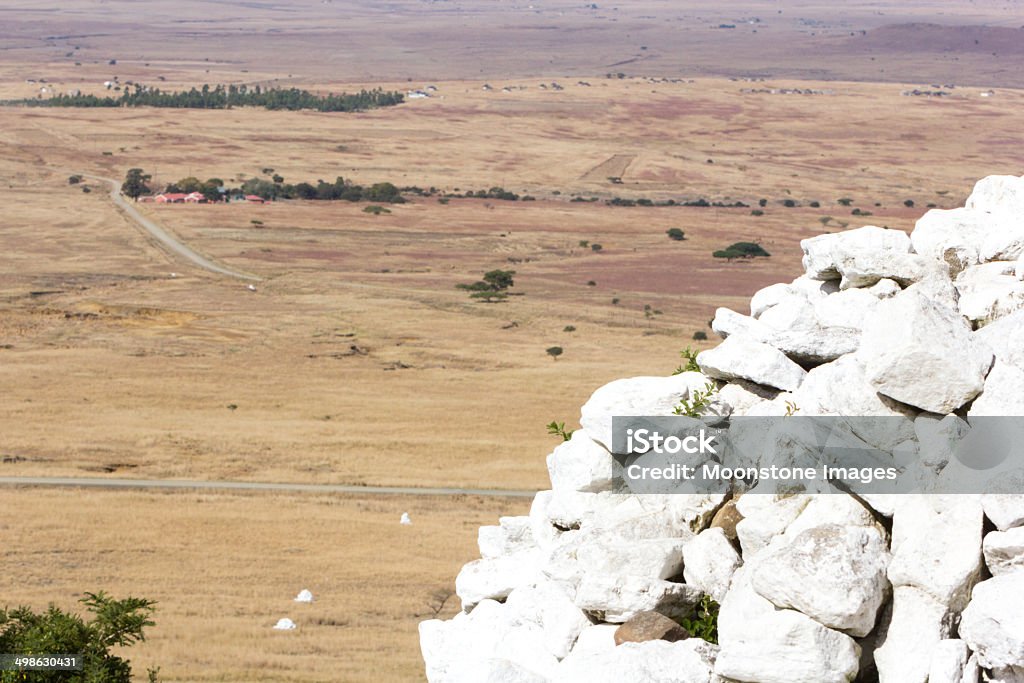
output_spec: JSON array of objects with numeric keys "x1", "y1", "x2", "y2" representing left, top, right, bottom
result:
[{"x1": 121, "y1": 168, "x2": 151, "y2": 201}]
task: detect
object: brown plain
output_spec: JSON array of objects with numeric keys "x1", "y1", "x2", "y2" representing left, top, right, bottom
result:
[{"x1": 2, "y1": 1, "x2": 1024, "y2": 680}]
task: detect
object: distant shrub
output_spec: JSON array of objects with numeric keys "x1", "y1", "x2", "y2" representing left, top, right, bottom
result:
[
  {"x1": 782, "y1": 199, "x2": 797, "y2": 208},
  {"x1": 590, "y1": 243, "x2": 603, "y2": 252},
  {"x1": 363, "y1": 205, "x2": 391, "y2": 215},
  {"x1": 713, "y1": 241, "x2": 770, "y2": 260},
  {"x1": 693, "y1": 330, "x2": 708, "y2": 341},
  {"x1": 563, "y1": 325, "x2": 576, "y2": 332},
  {"x1": 546, "y1": 346, "x2": 563, "y2": 360},
  {"x1": 904, "y1": 199, "x2": 915, "y2": 207},
  {"x1": 666, "y1": 228, "x2": 686, "y2": 241},
  {"x1": 837, "y1": 197, "x2": 853, "y2": 206},
  {"x1": 809, "y1": 200, "x2": 820, "y2": 208},
  {"x1": 68, "y1": 175, "x2": 83, "y2": 184},
  {"x1": 758, "y1": 198, "x2": 768, "y2": 207},
  {"x1": 587, "y1": 280, "x2": 596, "y2": 286},
  {"x1": 578, "y1": 240, "x2": 589, "y2": 248},
  {"x1": 750, "y1": 209, "x2": 764, "y2": 216},
  {"x1": 611, "y1": 297, "x2": 620, "y2": 305},
  {"x1": 851, "y1": 208, "x2": 872, "y2": 216}
]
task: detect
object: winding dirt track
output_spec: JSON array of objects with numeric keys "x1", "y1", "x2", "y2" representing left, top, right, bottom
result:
[{"x1": 85, "y1": 174, "x2": 262, "y2": 281}]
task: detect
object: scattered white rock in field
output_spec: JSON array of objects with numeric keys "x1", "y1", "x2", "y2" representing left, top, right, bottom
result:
[
  {"x1": 400, "y1": 512, "x2": 412, "y2": 525},
  {"x1": 419, "y1": 174, "x2": 1024, "y2": 683},
  {"x1": 247, "y1": 284, "x2": 257, "y2": 291},
  {"x1": 272, "y1": 618, "x2": 296, "y2": 630},
  {"x1": 294, "y1": 589, "x2": 314, "y2": 603}
]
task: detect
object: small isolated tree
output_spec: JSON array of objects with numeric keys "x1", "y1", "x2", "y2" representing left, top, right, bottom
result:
[
  {"x1": 456, "y1": 270, "x2": 515, "y2": 301},
  {"x1": 837, "y1": 197, "x2": 853, "y2": 206},
  {"x1": 904, "y1": 199, "x2": 915, "y2": 207},
  {"x1": 546, "y1": 346, "x2": 563, "y2": 360},
  {"x1": 712, "y1": 241, "x2": 770, "y2": 260},
  {"x1": 590, "y1": 243, "x2": 603, "y2": 252},
  {"x1": 121, "y1": 168, "x2": 151, "y2": 201},
  {"x1": 68, "y1": 175, "x2": 82, "y2": 185},
  {"x1": 666, "y1": 228, "x2": 686, "y2": 241}
]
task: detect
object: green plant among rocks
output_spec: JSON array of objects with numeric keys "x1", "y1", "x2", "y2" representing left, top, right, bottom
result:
[
  {"x1": 678, "y1": 595, "x2": 720, "y2": 644},
  {"x1": 674, "y1": 382, "x2": 717, "y2": 417},
  {"x1": 673, "y1": 347, "x2": 701, "y2": 375},
  {"x1": 546, "y1": 421, "x2": 574, "y2": 441}
]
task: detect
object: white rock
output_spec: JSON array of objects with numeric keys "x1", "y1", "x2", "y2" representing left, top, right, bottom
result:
[
  {"x1": 927, "y1": 639, "x2": 972, "y2": 683},
  {"x1": 558, "y1": 623, "x2": 617, "y2": 665},
  {"x1": 811, "y1": 286, "x2": 880, "y2": 329},
  {"x1": 857, "y1": 287, "x2": 994, "y2": 413},
  {"x1": 968, "y1": 360, "x2": 1024, "y2": 417},
  {"x1": 887, "y1": 497, "x2": 984, "y2": 612},
  {"x1": 455, "y1": 549, "x2": 541, "y2": 609},
  {"x1": 420, "y1": 599, "x2": 559, "y2": 682},
  {"x1": 868, "y1": 278, "x2": 903, "y2": 298},
  {"x1": 504, "y1": 579, "x2": 593, "y2": 660},
  {"x1": 976, "y1": 309, "x2": 1024, "y2": 370},
  {"x1": 682, "y1": 527, "x2": 742, "y2": 602},
  {"x1": 547, "y1": 430, "x2": 619, "y2": 493},
  {"x1": 801, "y1": 226, "x2": 914, "y2": 284},
  {"x1": 272, "y1": 617, "x2": 297, "y2": 630},
  {"x1": 983, "y1": 494, "x2": 1024, "y2": 530},
  {"x1": 781, "y1": 495, "x2": 881, "y2": 540},
  {"x1": 873, "y1": 585, "x2": 956, "y2": 683},
  {"x1": 735, "y1": 494, "x2": 810, "y2": 557},
  {"x1": 966, "y1": 174, "x2": 1024, "y2": 215},
  {"x1": 579, "y1": 374, "x2": 712, "y2": 450},
  {"x1": 752, "y1": 524, "x2": 890, "y2": 637},
  {"x1": 911, "y1": 207, "x2": 989, "y2": 271},
  {"x1": 542, "y1": 529, "x2": 687, "y2": 598},
  {"x1": 293, "y1": 589, "x2": 314, "y2": 603},
  {"x1": 713, "y1": 303, "x2": 859, "y2": 364},
  {"x1": 789, "y1": 274, "x2": 840, "y2": 298},
  {"x1": 715, "y1": 566, "x2": 861, "y2": 683},
  {"x1": 791, "y1": 354, "x2": 916, "y2": 421},
  {"x1": 557, "y1": 638, "x2": 720, "y2": 683},
  {"x1": 914, "y1": 413, "x2": 970, "y2": 470},
  {"x1": 960, "y1": 573, "x2": 1024, "y2": 671},
  {"x1": 400, "y1": 512, "x2": 412, "y2": 525},
  {"x1": 984, "y1": 526, "x2": 1024, "y2": 577},
  {"x1": 955, "y1": 262, "x2": 1024, "y2": 325},
  {"x1": 573, "y1": 574, "x2": 702, "y2": 623},
  {"x1": 750, "y1": 282, "x2": 792, "y2": 318},
  {"x1": 479, "y1": 516, "x2": 534, "y2": 559},
  {"x1": 697, "y1": 336, "x2": 807, "y2": 391},
  {"x1": 711, "y1": 379, "x2": 779, "y2": 417}
]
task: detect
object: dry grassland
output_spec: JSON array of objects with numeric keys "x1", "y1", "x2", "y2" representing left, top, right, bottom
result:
[
  {"x1": 1, "y1": 4, "x2": 1023, "y2": 677},
  {"x1": 0, "y1": 487, "x2": 528, "y2": 682}
]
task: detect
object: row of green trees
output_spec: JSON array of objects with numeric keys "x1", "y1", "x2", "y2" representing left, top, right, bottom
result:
[{"x1": 14, "y1": 83, "x2": 404, "y2": 112}]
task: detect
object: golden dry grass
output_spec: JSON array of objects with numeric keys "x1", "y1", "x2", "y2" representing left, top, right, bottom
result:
[{"x1": 1, "y1": 487, "x2": 529, "y2": 682}]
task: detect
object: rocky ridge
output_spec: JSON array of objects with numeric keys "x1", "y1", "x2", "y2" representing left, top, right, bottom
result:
[{"x1": 419, "y1": 175, "x2": 1024, "y2": 683}]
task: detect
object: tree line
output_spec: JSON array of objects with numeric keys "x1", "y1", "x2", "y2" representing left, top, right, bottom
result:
[{"x1": 12, "y1": 83, "x2": 404, "y2": 112}]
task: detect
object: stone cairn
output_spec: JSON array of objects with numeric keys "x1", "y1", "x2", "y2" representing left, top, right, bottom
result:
[{"x1": 420, "y1": 175, "x2": 1024, "y2": 683}]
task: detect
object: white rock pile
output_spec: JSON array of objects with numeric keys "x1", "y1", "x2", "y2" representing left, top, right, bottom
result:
[{"x1": 419, "y1": 175, "x2": 1024, "y2": 683}]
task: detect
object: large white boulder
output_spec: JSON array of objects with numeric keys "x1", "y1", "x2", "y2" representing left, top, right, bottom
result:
[
  {"x1": 751, "y1": 524, "x2": 890, "y2": 637},
  {"x1": 546, "y1": 430, "x2": 619, "y2": 493},
  {"x1": 697, "y1": 336, "x2": 806, "y2": 391},
  {"x1": 911, "y1": 207, "x2": 990, "y2": 272},
  {"x1": 955, "y1": 261, "x2": 1024, "y2": 325},
  {"x1": 478, "y1": 516, "x2": 534, "y2": 559},
  {"x1": 455, "y1": 549, "x2": 542, "y2": 609},
  {"x1": 750, "y1": 282, "x2": 793, "y2": 317},
  {"x1": 968, "y1": 360, "x2": 1024, "y2": 417},
  {"x1": 975, "y1": 309, "x2": 1024, "y2": 370},
  {"x1": 419, "y1": 599, "x2": 559, "y2": 682},
  {"x1": 573, "y1": 574, "x2": 702, "y2": 623},
  {"x1": 873, "y1": 585, "x2": 957, "y2": 683},
  {"x1": 735, "y1": 494, "x2": 810, "y2": 557},
  {"x1": 712, "y1": 303, "x2": 859, "y2": 364},
  {"x1": 556, "y1": 638, "x2": 720, "y2": 683},
  {"x1": 801, "y1": 225, "x2": 919, "y2": 288},
  {"x1": 960, "y1": 573, "x2": 1024, "y2": 671},
  {"x1": 503, "y1": 579, "x2": 593, "y2": 660},
  {"x1": 579, "y1": 374, "x2": 711, "y2": 450},
  {"x1": 927, "y1": 639, "x2": 978, "y2": 683},
  {"x1": 857, "y1": 287, "x2": 994, "y2": 413},
  {"x1": 681, "y1": 527, "x2": 742, "y2": 602},
  {"x1": 715, "y1": 566, "x2": 861, "y2": 683},
  {"x1": 887, "y1": 497, "x2": 984, "y2": 613},
  {"x1": 984, "y1": 526, "x2": 1024, "y2": 577},
  {"x1": 983, "y1": 494, "x2": 1024, "y2": 531},
  {"x1": 966, "y1": 174, "x2": 1024, "y2": 215}
]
